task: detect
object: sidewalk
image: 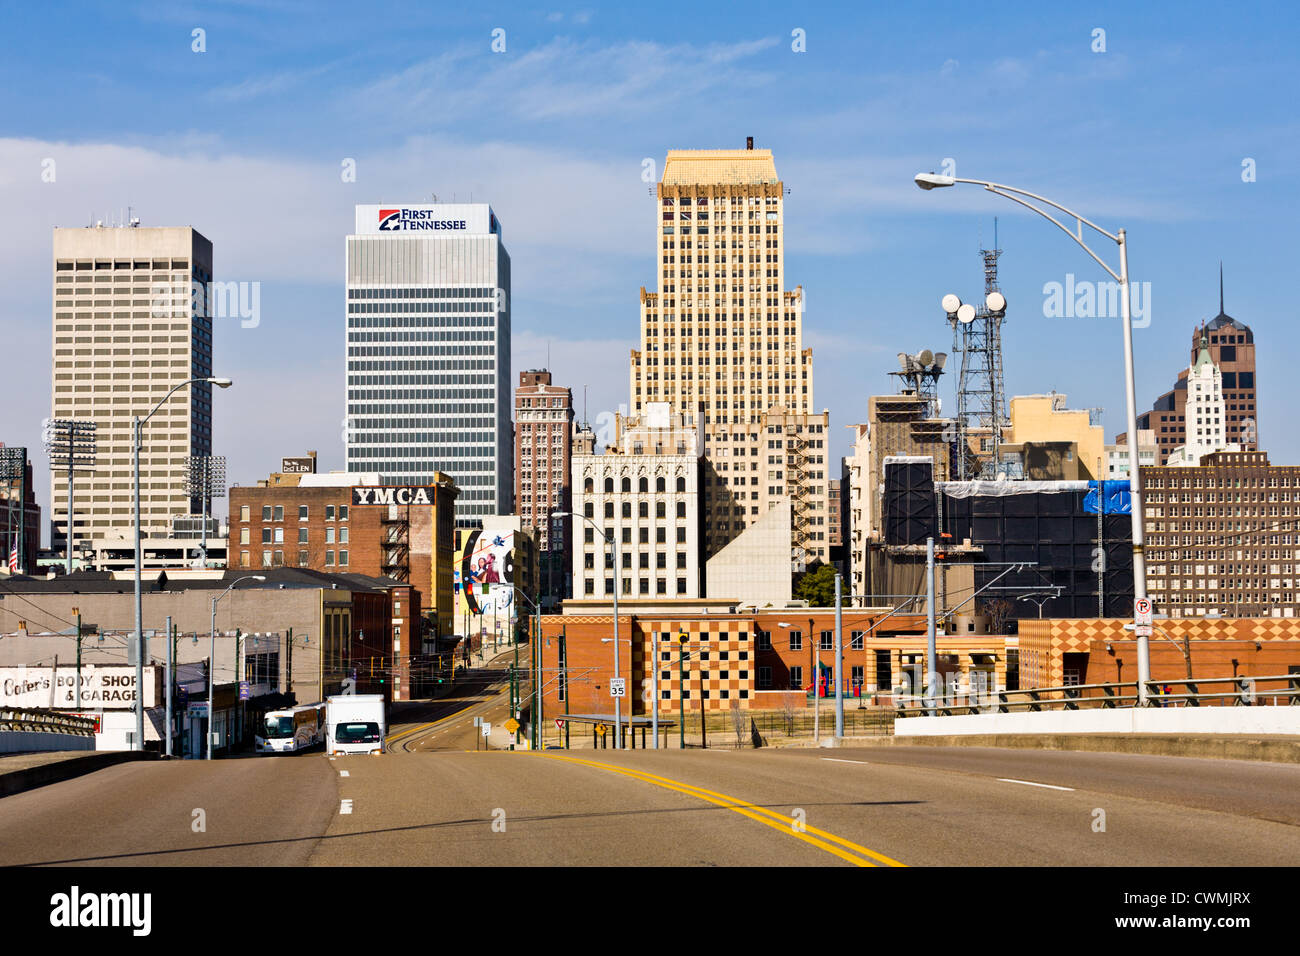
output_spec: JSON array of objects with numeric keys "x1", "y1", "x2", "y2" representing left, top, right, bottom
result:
[{"x1": 0, "y1": 750, "x2": 156, "y2": 797}]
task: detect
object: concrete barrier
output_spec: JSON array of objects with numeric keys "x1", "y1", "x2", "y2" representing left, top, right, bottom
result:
[
  {"x1": 0, "y1": 731, "x2": 94, "y2": 754},
  {"x1": 896, "y1": 705, "x2": 1300, "y2": 737},
  {"x1": 0, "y1": 751, "x2": 155, "y2": 798}
]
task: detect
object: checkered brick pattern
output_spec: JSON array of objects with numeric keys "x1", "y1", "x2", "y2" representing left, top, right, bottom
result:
[{"x1": 633, "y1": 618, "x2": 755, "y2": 712}]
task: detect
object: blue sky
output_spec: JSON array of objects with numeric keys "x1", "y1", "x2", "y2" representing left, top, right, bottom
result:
[{"x1": 3, "y1": 0, "x2": 1297, "y2": 530}]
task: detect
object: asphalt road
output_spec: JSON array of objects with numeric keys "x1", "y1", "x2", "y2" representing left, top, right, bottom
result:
[{"x1": 2, "y1": 738, "x2": 1297, "y2": 866}]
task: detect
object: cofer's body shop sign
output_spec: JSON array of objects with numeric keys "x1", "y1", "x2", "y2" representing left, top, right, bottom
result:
[{"x1": 0, "y1": 666, "x2": 160, "y2": 709}]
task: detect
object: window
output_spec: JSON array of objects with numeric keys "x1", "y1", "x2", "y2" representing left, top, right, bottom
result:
[
  {"x1": 758, "y1": 666, "x2": 772, "y2": 689},
  {"x1": 262, "y1": 550, "x2": 272, "y2": 567},
  {"x1": 604, "y1": 502, "x2": 614, "y2": 518},
  {"x1": 639, "y1": 477, "x2": 648, "y2": 493},
  {"x1": 299, "y1": 505, "x2": 308, "y2": 521},
  {"x1": 262, "y1": 505, "x2": 272, "y2": 521},
  {"x1": 676, "y1": 502, "x2": 686, "y2": 518},
  {"x1": 339, "y1": 506, "x2": 348, "y2": 521},
  {"x1": 298, "y1": 550, "x2": 308, "y2": 567},
  {"x1": 240, "y1": 505, "x2": 250, "y2": 522},
  {"x1": 298, "y1": 528, "x2": 308, "y2": 544},
  {"x1": 676, "y1": 477, "x2": 686, "y2": 492},
  {"x1": 240, "y1": 527, "x2": 250, "y2": 545},
  {"x1": 325, "y1": 550, "x2": 335, "y2": 566},
  {"x1": 604, "y1": 477, "x2": 614, "y2": 493},
  {"x1": 340, "y1": 528, "x2": 348, "y2": 544},
  {"x1": 623, "y1": 503, "x2": 633, "y2": 519},
  {"x1": 621, "y1": 477, "x2": 632, "y2": 493},
  {"x1": 850, "y1": 630, "x2": 864, "y2": 651},
  {"x1": 676, "y1": 527, "x2": 687, "y2": 543},
  {"x1": 339, "y1": 550, "x2": 348, "y2": 567},
  {"x1": 757, "y1": 630, "x2": 772, "y2": 650},
  {"x1": 788, "y1": 629, "x2": 802, "y2": 651},
  {"x1": 656, "y1": 476, "x2": 666, "y2": 493},
  {"x1": 820, "y1": 630, "x2": 834, "y2": 651},
  {"x1": 261, "y1": 528, "x2": 271, "y2": 544},
  {"x1": 325, "y1": 505, "x2": 335, "y2": 521},
  {"x1": 273, "y1": 505, "x2": 284, "y2": 522},
  {"x1": 789, "y1": 665, "x2": 803, "y2": 691}
]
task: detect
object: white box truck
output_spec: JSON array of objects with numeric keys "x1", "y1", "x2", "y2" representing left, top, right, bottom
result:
[{"x1": 326, "y1": 694, "x2": 387, "y2": 756}]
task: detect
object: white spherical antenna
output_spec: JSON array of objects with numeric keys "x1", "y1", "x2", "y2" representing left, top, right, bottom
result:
[
  {"x1": 917, "y1": 349, "x2": 934, "y2": 367},
  {"x1": 986, "y1": 291, "x2": 1007, "y2": 313},
  {"x1": 957, "y1": 303, "x2": 977, "y2": 324},
  {"x1": 941, "y1": 294, "x2": 961, "y2": 314}
]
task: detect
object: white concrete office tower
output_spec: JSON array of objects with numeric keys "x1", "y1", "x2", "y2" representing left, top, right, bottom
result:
[
  {"x1": 1167, "y1": 328, "x2": 1239, "y2": 467},
  {"x1": 345, "y1": 204, "x2": 512, "y2": 526},
  {"x1": 51, "y1": 225, "x2": 215, "y2": 545}
]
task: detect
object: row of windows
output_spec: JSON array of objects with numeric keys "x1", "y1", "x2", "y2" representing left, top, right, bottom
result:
[
  {"x1": 244, "y1": 526, "x2": 350, "y2": 545},
  {"x1": 348, "y1": 287, "x2": 495, "y2": 299},
  {"x1": 584, "y1": 577, "x2": 690, "y2": 595},
  {"x1": 584, "y1": 527, "x2": 688, "y2": 544},
  {"x1": 243, "y1": 504, "x2": 350, "y2": 522},
  {"x1": 586, "y1": 501, "x2": 688, "y2": 519},
  {"x1": 754, "y1": 630, "x2": 867, "y2": 651},
  {"x1": 241, "y1": 549, "x2": 349, "y2": 567},
  {"x1": 583, "y1": 476, "x2": 689, "y2": 493}
]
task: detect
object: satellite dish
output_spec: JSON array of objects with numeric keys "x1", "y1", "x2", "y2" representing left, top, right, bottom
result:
[
  {"x1": 941, "y1": 294, "x2": 961, "y2": 314},
  {"x1": 896, "y1": 352, "x2": 911, "y2": 372},
  {"x1": 933, "y1": 352, "x2": 948, "y2": 370},
  {"x1": 986, "y1": 291, "x2": 1007, "y2": 313},
  {"x1": 957, "y1": 303, "x2": 976, "y2": 324},
  {"x1": 917, "y1": 349, "x2": 934, "y2": 367}
]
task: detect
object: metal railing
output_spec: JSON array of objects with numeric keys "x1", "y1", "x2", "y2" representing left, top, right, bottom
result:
[
  {"x1": 895, "y1": 674, "x2": 1300, "y2": 717},
  {"x1": 0, "y1": 708, "x2": 99, "y2": 736}
]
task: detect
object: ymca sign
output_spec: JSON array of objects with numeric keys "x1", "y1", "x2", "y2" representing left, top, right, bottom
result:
[{"x1": 352, "y1": 485, "x2": 438, "y2": 507}]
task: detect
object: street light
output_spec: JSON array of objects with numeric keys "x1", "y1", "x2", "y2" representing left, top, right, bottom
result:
[
  {"x1": 208, "y1": 574, "x2": 265, "y2": 760},
  {"x1": 915, "y1": 173, "x2": 1151, "y2": 704},
  {"x1": 554, "y1": 511, "x2": 623, "y2": 749}
]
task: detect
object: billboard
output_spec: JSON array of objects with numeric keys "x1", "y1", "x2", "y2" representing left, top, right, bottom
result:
[
  {"x1": 455, "y1": 529, "x2": 516, "y2": 621},
  {"x1": 280, "y1": 456, "x2": 316, "y2": 474}
]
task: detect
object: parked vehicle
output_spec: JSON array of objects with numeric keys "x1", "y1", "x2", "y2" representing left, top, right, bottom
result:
[{"x1": 256, "y1": 702, "x2": 326, "y2": 754}]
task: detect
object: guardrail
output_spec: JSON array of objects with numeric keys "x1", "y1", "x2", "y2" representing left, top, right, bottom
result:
[
  {"x1": 895, "y1": 674, "x2": 1300, "y2": 717},
  {"x1": 0, "y1": 708, "x2": 99, "y2": 736}
]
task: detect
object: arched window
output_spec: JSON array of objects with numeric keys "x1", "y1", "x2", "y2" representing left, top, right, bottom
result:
[
  {"x1": 676, "y1": 476, "x2": 686, "y2": 493},
  {"x1": 639, "y1": 477, "x2": 648, "y2": 493},
  {"x1": 656, "y1": 476, "x2": 666, "y2": 493},
  {"x1": 604, "y1": 477, "x2": 614, "y2": 493},
  {"x1": 621, "y1": 477, "x2": 631, "y2": 493},
  {"x1": 584, "y1": 477, "x2": 594, "y2": 493}
]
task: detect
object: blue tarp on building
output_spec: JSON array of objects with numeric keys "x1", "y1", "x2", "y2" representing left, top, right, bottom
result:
[{"x1": 1083, "y1": 480, "x2": 1132, "y2": 515}]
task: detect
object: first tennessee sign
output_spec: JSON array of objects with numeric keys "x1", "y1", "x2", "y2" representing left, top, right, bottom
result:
[{"x1": 353, "y1": 485, "x2": 438, "y2": 507}]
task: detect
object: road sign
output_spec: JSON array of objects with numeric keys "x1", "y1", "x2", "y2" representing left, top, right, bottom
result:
[
  {"x1": 504, "y1": 717, "x2": 519, "y2": 735},
  {"x1": 1134, "y1": 598, "x2": 1153, "y2": 626},
  {"x1": 1134, "y1": 624, "x2": 1153, "y2": 638},
  {"x1": 555, "y1": 719, "x2": 564, "y2": 730},
  {"x1": 596, "y1": 723, "x2": 607, "y2": 736},
  {"x1": 238, "y1": 681, "x2": 250, "y2": 701},
  {"x1": 473, "y1": 716, "x2": 482, "y2": 726},
  {"x1": 482, "y1": 722, "x2": 491, "y2": 737},
  {"x1": 609, "y1": 677, "x2": 626, "y2": 698}
]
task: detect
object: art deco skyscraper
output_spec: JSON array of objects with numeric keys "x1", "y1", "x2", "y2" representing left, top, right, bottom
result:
[{"x1": 630, "y1": 142, "x2": 825, "y2": 565}]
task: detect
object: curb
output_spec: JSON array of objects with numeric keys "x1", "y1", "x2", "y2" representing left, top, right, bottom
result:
[{"x1": 0, "y1": 751, "x2": 158, "y2": 798}]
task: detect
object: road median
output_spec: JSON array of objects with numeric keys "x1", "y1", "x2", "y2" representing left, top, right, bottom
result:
[{"x1": 0, "y1": 750, "x2": 158, "y2": 798}]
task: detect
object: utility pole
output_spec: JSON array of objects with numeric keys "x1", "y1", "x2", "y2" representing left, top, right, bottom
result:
[
  {"x1": 74, "y1": 607, "x2": 83, "y2": 712},
  {"x1": 834, "y1": 572, "x2": 844, "y2": 740},
  {"x1": 926, "y1": 536, "x2": 937, "y2": 711},
  {"x1": 561, "y1": 628, "x2": 570, "y2": 749},
  {"x1": 678, "y1": 631, "x2": 687, "y2": 749},
  {"x1": 651, "y1": 630, "x2": 659, "y2": 748},
  {"x1": 165, "y1": 615, "x2": 173, "y2": 758}
]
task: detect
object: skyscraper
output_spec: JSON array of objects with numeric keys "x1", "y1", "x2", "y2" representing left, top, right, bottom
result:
[
  {"x1": 345, "y1": 204, "x2": 511, "y2": 526},
  {"x1": 514, "y1": 369, "x2": 575, "y2": 608},
  {"x1": 51, "y1": 224, "x2": 215, "y2": 545},
  {"x1": 630, "y1": 142, "x2": 820, "y2": 565},
  {"x1": 1134, "y1": 270, "x2": 1258, "y2": 464}
]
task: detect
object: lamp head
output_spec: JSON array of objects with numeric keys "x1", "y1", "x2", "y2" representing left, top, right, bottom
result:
[
  {"x1": 914, "y1": 173, "x2": 956, "y2": 190},
  {"x1": 208, "y1": 377, "x2": 233, "y2": 388}
]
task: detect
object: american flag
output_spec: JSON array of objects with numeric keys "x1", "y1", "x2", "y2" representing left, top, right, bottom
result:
[{"x1": 7, "y1": 545, "x2": 16, "y2": 573}]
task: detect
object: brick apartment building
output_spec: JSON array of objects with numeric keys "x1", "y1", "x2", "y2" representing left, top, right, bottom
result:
[
  {"x1": 1141, "y1": 451, "x2": 1300, "y2": 618},
  {"x1": 227, "y1": 463, "x2": 458, "y2": 673},
  {"x1": 515, "y1": 370, "x2": 575, "y2": 609}
]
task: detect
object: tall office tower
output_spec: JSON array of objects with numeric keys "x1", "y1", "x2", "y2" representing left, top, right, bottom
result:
[
  {"x1": 515, "y1": 369, "x2": 575, "y2": 608},
  {"x1": 630, "y1": 141, "x2": 815, "y2": 563},
  {"x1": 345, "y1": 204, "x2": 511, "y2": 527},
  {"x1": 51, "y1": 225, "x2": 215, "y2": 545},
  {"x1": 1133, "y1": 270, "x2": 1257, "y2": 464}
]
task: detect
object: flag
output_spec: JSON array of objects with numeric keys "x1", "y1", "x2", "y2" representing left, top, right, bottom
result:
[{"x1": 7, "y1": 545, "x2": 16, "y2": 572}]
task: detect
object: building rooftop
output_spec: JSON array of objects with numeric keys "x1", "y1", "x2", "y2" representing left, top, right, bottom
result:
[{"x1": 661, "y1": 148, "x2": 779, "y2": 186}]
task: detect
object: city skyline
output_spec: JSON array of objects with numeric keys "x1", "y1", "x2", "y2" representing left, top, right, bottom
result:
[{"x1": 2, "y1": 2, "x2": 1296, "y2": 538}]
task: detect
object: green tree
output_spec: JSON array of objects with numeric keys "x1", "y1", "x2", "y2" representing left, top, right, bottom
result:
[{"x1": 793, "y1": 562, "x2": 838, "y2": 607}]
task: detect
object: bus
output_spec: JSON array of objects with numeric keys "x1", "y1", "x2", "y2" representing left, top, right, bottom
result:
[{"x1": 256, "y1": 702, "x2": 326, "y2": 754}]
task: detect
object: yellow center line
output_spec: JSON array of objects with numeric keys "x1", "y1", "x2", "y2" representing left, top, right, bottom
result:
[{"x1": 529, "y1": 752, "x2": 906, "y2": 867}]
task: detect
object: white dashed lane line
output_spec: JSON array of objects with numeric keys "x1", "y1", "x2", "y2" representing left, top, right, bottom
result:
[
  {"x1": 340, "y1": 799, "x2": 354, "y2": 814},
  {"x1": 998, "y1": 778, "x2": 1075, "y2": 792},
  {"x1": 339, "y1": 770, "x2": 350, "y2": 777},
  {"x1": 821, "y1": 757, "x2": 870, "y2": 765}
]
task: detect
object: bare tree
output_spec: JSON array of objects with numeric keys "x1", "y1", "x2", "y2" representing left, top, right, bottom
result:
[
  {"x1": 779, "y1": 691, "x2": 797, "y2": 736},
  {"x1": 730, "y1": 700, "x2": 745, "y2": 749}
]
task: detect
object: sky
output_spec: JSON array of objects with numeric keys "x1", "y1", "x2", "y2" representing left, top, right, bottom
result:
[{"x1": 2, "y1": 0, "x2": 1297, "y2": 537}]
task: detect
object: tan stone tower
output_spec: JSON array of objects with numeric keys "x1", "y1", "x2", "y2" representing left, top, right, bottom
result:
[{"x1": 630, "y1": 143, "x2": 824, "y2": 567}]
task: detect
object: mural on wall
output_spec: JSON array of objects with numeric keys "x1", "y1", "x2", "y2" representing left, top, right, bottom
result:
[{"x1": 455, "y1": 529, "x2": 516, "y2": 621}]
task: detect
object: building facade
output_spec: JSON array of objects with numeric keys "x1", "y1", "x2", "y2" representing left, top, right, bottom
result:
[
  {"x1": 1142, "y1": 451, "x2": 1300, "y2": 618},
  {"x1": 1166, "y1": 329, "x2": 1239, "y2": 466},
  {"x1": 757, "y1": 408, "x2": 832, "y2": 569},
  {"x1": 0, "y1": 447, "x2": 40, "y2": 574},
  {"x1": 570, "y1": 404, "x2": 702, "y2": 601},
  {"x1": 629, "y1": 143, "x2": 816, "y2": 564},
  {"x1": 227, "y1": 467, "x2": 458, "y2": 644},
  {"x1": 345, "y1": 203, "x2": 511, "y2": 526},
  {"x1": 1134, "y1": 287, "x2": 1258, "y2": 465},
  {"x1": 51, "y1": 225, "x2": 217, "y2": 545},
  {"x1": 514, "y1": 370, "x2": 575, "y2": 608}
]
